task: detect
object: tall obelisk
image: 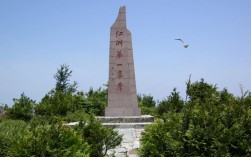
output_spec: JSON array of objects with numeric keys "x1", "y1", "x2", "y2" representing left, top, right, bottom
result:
[{"x1": 105, "y1": 6, "x2": 141, "y2": 116}]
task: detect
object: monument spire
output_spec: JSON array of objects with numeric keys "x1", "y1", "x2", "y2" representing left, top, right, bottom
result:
[
  {"x1": 105, "y1": 6, "x2": 141, "y2": 116},
  {"x1": 112, "y1": 6, "x2": 126, "y2": 28}
]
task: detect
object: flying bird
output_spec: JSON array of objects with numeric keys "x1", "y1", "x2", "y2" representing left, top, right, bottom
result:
[
  {"x1": 175, "y1": 38, "x2": 189, "y2": 48},
  {"x1": 184, "y1": 45, "x2": 189, "y2": 48},
  {"x1": 175, "y1": 39, "x2": 184, "y2": 43}
]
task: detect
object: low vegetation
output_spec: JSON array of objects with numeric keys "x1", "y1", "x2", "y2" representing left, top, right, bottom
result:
[{"x1": 140, "y1": 78, "x2": 251, "y2": 156}]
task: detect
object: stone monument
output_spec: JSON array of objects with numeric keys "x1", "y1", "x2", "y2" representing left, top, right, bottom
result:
[
  {"x1": 105, "y1": 6, "x2": 141, "y2": 116},
  {"x1": 67, "y1": 6, "x2": 154, "y2": 155}
]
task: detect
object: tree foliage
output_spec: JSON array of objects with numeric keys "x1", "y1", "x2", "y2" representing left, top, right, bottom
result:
[
  {"x1": 0, "y1": 120, "x2": 90, "y2": 157},
  {"x1": 84, "y1": 87, "x2": 108, "y2": 116},
  {"x1": 138, "y1": 94, "x2": 157, "y2": 116},
  {"x1": 35, "y1": 90, "x2": 78, "y2": 116},
  {"x1": 157, "y1": 88, "x2": 184, "y2": 117},
  {"x1": 7, "y1": 93, "x2": 35, "y2": 121},
  {"x1": 75, "y1": 115, "x2": 123, "y2": 157},
  {"x1": 0, "y1": 120, "x2": 30, "y2": 157},
  {"x1": 0, "y1": 104, "x2": 8, "y2": 113},
  {"x1": 1, "y1": 64, "x2": 122, "y2": 157},
  {"x1": 0, "y1": 116, "x2": 122, "y2": 157},
  {"x1": 140, "y1": 79, "x2": 251, "y2": 156},
  {"x1": 54, "y1": 64, "x2": 78, "y2": 94},
  {"x1": 35, "y1": 64, "x2": 83, "y2": 116}
]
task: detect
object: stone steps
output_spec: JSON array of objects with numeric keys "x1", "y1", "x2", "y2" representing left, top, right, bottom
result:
[
  {"x1": 96, "y1": 115, "x2": 154, "y2": 129},
  {"x1": 103, "y1": 122, "x2": 153, "y2": 128},
  {"x1": 96, "y1": 115, "x2": 154, "y2": 123},
  {"x1": 107, "y1": 128, "x2": 143, "y2": 157}
]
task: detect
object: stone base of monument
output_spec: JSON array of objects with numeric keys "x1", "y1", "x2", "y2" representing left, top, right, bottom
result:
[
  {"x1": 96, "y1": 115, "x2": 154, "y2": 129},
  {"x1": 65, "y1": 115, "x2": 154, "y2": 156},
  {"x1": 97, "y1": 115, "x2": 154, "y2": 157},
  {"x1": 105, "y1": 108, "x2": 141, "y2": 117}
]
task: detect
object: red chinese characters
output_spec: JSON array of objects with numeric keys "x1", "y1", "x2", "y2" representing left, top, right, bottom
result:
[
  {"x1": 116, "y1": 31, "x2": 123, "y2": 37},
  {"x1": 117, "y1": 70, "x2": 123, "y2": 78},
  {"x1": 116, "y1": 50, "x2": 122, "y2": 59},
  {"x1": 117, "y1": 82, "x2": 123, "y2": 92},
  {"x1": 115, "y1": 30, "x2": 124, "y2": 92},
  {"x1": 116, "y1": 40, "x2": 123, "y2": 47}
]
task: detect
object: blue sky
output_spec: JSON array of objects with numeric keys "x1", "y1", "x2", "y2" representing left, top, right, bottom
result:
[{"x1": 1, "y1": 1, "x2": 251, "y2": 105}]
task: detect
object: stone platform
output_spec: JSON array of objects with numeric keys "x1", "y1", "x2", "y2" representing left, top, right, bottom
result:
[
  {"x1": 107, "y1": 128, "x2": 144, "y2": 157},
  {"x1": 66, "y1": 115, "x2": 154, "y2": 156},
  {"x1": 98, "y1": 115, "x2": 154, "y2": 157},
  {"x1": 96, "y1": 115, "x2": 154, "y2": 129}
]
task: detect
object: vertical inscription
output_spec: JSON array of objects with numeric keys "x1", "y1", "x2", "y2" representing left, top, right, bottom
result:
[{"x1": 114, "y1": 30, "x2": 124, "y2": 91}]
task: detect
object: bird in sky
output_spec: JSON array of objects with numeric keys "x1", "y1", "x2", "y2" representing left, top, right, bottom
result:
[
  {"x1": 175, "y1": 39, "x2": 184, "y2": 43},
  {"x1": 175, "y1": 38, "x2": 189, "y2": 48},
  {"x1": 184, "y1": 44, "x2": 189, "y2": 48}
]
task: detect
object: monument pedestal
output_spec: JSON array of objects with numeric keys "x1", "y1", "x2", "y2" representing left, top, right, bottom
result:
[
  {"x1": 105, "y1": 107, "x2": 141, "y2": 117},
  {"x1": 98, "y1": 115, "x2": 154, "y2": 156},
  {"x1": 97, "y1": 115, "x2": 154, "y2": 128}
]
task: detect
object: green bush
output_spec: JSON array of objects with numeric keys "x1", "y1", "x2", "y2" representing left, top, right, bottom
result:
[
  {"x1": 140, "y1": 79, "x2": 251, "y2": 156},
  {"x1": 0, "y1": 120, "x2": 31, "y2": 157},
  {"x1": 140, "y1": 114, "x2": 184, "y2": 157},
  {"x1": 75, "y1": 115, "x2": 122, "y2": 157},
  {"x1": 7, "y1": 93, "x2": 35, "y2": 121},
  {"x1": 35, "y1": 90, "x2": 78, "y2": 116},
  {"x1": 29, "y1": 124, "x2": 90, "y2": 157},
  {"x1": 0, "y1": 120, "x2": 90, "y2": 157},
  {"x1": 84, "y1": 87, "x2": 108, "y2": 116},
  {"x1": 138, "y1": 94, "x2": 157, "y2": 116},
  {"x1": 157, "y1": 88, "x2": 184, "y2": 117}
]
